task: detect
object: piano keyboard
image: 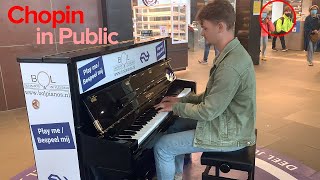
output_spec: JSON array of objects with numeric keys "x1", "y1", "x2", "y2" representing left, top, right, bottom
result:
[{"x1": 117, "y1": 88, "x2": 192, "y2": 145}]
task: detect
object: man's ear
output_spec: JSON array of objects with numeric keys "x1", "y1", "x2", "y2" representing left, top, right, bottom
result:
[{"x1": 218, "y1": 22, "x2": 226, "y2": 33}]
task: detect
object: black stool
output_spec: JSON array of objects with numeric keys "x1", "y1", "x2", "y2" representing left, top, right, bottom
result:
[{"x1": 201, "y1": 131, "x2": 257, "y2": 180}]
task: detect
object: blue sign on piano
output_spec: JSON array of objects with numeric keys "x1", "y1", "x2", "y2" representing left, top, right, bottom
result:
[
  {"x1": 31, "y1": 122, "x2": 75, "y2": 150},
  {"x1": 78, "y1": 56, "x2": 106, "y2": 92},
  {"x1": 156, "y1": 41, "x2": 166, "y2": 61}
]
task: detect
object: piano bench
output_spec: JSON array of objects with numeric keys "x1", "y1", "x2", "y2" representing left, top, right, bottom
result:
[{"x1": 200, "y1": 130, "x2": 257, "y2": 180}]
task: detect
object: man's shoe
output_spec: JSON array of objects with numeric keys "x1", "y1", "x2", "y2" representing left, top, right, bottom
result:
[
  {"x1": 198, "y1": 60, "x2": 208, "y2": 65},
  {"x1": 308, "y1": 62, "x2": 314, "y2": 66},
  {"x1": 261, "y1": 56, "x2": 267, "y2": 61},
  {"x1": 174, "y1": 173, "x2": 183, "y2": 180},
  {"x1": 272, "y1": 48, "x2": 278, "y2": 52},
  {"x1": 282, "y1": 49, "x2": 288, "y2": 52}
]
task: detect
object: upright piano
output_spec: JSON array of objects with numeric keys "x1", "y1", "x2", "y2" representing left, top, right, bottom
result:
[{"x1": 18, "y1": 38, "x2": 196, "y2": 180}]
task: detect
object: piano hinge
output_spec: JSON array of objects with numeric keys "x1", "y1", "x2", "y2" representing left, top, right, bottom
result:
[{"x1": 93, "y1": 120, "x2": 104, "y2": 135}]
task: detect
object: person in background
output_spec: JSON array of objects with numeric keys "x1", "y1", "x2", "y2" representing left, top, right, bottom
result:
[
  {"x1": 304, "y1": 5, "x2": 320, "y2": 66},
  {"x1": 198, "y1": 40, "x2": 220, "y2": 64},
  {"x1": 261, "y1": 11, "x2": 274, "y2": 61},
  {"x1": 272, "y1": 6, "x2": 294, "y2": 52}
]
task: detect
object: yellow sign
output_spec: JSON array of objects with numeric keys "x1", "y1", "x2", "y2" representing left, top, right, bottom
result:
[{"x1": 253, "y1": 1, "x2": 261, "y2": 15}]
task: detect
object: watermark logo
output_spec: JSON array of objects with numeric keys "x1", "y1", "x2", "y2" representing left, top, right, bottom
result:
[
  {"x1": 48, "y1": 174, "x2": 68, "y2": 180},
  {"x1": 7, "y1": 5, "x2": 119, "y2": 45},
  {"x1": 142, "y1": 0, "x2": 158, "y2": 7}
]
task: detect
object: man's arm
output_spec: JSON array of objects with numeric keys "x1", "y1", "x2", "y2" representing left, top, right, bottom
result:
[
  {"x1": 173, "y1": 66, "x2": 241, "y2": 121},
  {"x1": 179, "y1": 92, "x2": 204, "y2": 104}
]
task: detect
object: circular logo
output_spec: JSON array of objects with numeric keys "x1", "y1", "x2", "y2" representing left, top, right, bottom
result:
[
  {"x1": 142, "y1": 0, "x2": 158, "y2": 7},
  {"x1": 259, "y1": 0, "x2": 297, "y2": 37},
  {"x1": 32, "y1": 99, "x2": 40, "y2": 109},
  {"x1": 37, "y1": 71, "x2": 50, "y2": 89}
]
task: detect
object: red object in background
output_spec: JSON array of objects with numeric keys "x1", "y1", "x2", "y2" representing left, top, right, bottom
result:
[{"x1": 259, "y1": 0, "x2": 297, "y2": 37}]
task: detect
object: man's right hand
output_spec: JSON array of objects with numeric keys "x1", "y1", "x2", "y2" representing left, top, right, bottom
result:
[{"x1": 160, "y1": 96, "x2": 180, "y2": 104}]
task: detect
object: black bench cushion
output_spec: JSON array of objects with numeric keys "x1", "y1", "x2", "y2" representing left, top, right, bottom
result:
[{"x1": 201, "y1": 144, "x2": 256, "y2": 170}]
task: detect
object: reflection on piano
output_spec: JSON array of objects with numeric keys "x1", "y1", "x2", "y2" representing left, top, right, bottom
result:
[{"x1": 80, "y1": 59, "x2": 196, "y2": 179}]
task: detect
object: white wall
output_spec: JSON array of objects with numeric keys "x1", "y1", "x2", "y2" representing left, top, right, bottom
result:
[
  {"x1": 301, "y1": 0, "x2": 312, "y2": 21},
  {"x1": 272, "y1": 2, "x2": 284, "y2": 23}
]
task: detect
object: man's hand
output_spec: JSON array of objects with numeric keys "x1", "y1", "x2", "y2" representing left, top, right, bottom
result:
[
  {"x1": 160, "y1": 96, "x2": 180, "y2": 104},
  {"x1": 154, "y1": 96, "x2": 179, "y2": 112},
  {"x1": 154, "y1": 102, "x2": 175, "y2": 112}
]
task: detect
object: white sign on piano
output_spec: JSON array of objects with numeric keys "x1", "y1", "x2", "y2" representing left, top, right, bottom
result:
[
  {"x1": 19, "y1": 63, "x2": 81, "y2": 180},
  {"x1": 77, "y1": 40, "x2": 167, "y2": 94}
]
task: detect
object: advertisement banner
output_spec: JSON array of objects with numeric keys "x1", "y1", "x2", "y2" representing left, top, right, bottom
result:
[
  {"x1": 20, "y1": 63, "x2": 81, "y2": 180},
  {"x1": 77, "y1": 40, "x2": 167, "y2": 94}
]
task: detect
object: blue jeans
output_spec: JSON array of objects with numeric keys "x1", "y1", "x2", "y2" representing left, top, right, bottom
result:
[
  {"x1": 307, "y1": 40, "x2": 318, "y2": 63},
  {"x1": 154, "y1": 118, "x2": 244, "y2": 180},
  {"x1": 203, "y1": 43, "x2": 220, "y2": 62},
  {"x1": 261, "y1": 36, "x2": 268, "y2": 57}
]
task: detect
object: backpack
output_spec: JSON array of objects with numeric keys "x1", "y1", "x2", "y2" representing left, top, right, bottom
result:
[{"x1": 272, "y1": 17, "x2": 284, "y2": 34}]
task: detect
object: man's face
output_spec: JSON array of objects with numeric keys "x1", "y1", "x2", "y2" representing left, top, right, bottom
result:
[
  {"x1": 201, "y1": 20, "x2": 222, "y2": 45},
  {"x1": 284, "y1": 10, "x2": 291, "y2": 15}
]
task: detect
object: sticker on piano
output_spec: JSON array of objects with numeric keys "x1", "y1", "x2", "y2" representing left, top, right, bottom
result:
[
  {"x1": 78, "y1": 56, "x2": 106, "y2": 92},
  {"x1": 156, "y1": 41, "x2": 166, "y2": 61},
  {"x1": 31, "y1": 122, "x2": 75, "y2": 150},
  {"x1": 166, "y1": 68, "x2": 176, "y2": 82}
]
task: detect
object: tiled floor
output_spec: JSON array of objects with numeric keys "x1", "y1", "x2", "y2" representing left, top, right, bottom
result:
[{"x1": 0, "y1": 44, "x2": 320, "y2": 179}]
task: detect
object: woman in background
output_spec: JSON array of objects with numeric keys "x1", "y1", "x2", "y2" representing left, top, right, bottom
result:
[
  {"x1": 304, "y1": 5, "x2": 320, "y2": 66},
  {"x1": 261, "y1": 11, "x2": 274, "y2": 61}
]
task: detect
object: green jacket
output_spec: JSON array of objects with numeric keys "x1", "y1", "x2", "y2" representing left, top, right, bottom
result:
[
  {"x1": 172, "y1": 38, "x2": 256, "y2": 150},
  {"x1": 276, "y1": 14, "x2": 294, "y2": 33}
]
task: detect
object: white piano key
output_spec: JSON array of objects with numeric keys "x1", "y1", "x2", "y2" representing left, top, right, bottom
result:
[{"x1": 131, "y1": 88, "x2": 192, "y2": 145}]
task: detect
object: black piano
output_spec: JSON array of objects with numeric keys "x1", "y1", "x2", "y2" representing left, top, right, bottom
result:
[
  {"x1": 18, "y1": 38, "x2": 196, "y2": 179},
  {"x1": 75, "y1": 39, "x2": 196, "y2": 179}
]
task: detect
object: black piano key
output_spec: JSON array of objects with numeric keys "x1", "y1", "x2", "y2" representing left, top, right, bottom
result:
[
  {"x1": 117, "y1": 135, "x2": 132, "y2": 139},
  {"x1": 120, "y1": 131, "x2": 137, "y2": 135},
  {"x1": 127, "y1": 125, "x2": 143, "y2": 131},
  {"x1": 133, "y1": 121, "x2": 148, "y2": 126}
]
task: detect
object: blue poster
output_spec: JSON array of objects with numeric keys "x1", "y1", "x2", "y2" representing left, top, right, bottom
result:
[{"x1": 292, "y1": 21, "x2": 300, "y2": 33}]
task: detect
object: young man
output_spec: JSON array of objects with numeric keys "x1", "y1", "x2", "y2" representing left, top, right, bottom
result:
[
  {"x1": 304, "y1": 5, "x2": 320, "y2": 66},
  {"x1": 272, "y1": 6, "x2": 294, "y2": 52},
  {"x1": 153, "y1": 0, "x2": 256, "y2": 180}
]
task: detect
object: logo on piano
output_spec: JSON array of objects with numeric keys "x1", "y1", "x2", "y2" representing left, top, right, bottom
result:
[
  {"x1": 113, "y1": 52, "x2": 135, "y2": 77},
  {"x1": 32, "y1": 99, "x2": 40, "y2": 109},
  {"x1": 23, "y1": 71, "x2": 70, "y2": 98},
  {"x1": 140, "y1": 51, "x2": 150, "y2": 63},
  {"x1": 142, "y1": 0, "x2": 158, "y2": 7},
  {"x1": 90, "y1": 95, "x2": 97, "y2": 103},
  {"x1": 145, "y1": 92, "x2": 154, "y2": 99}
]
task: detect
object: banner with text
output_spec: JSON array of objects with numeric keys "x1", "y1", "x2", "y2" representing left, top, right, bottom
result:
[
  {"x1": 20, "y1": 63, "x2": 81, "y2": 180},
  {"x1": 77, "y1": 40, "x2": 167, "y2": 94}
]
